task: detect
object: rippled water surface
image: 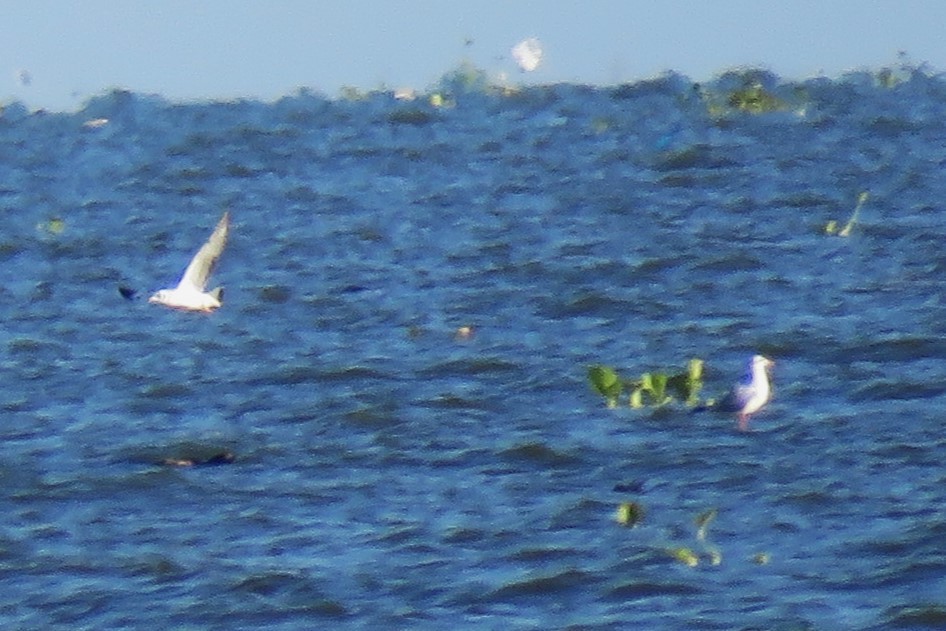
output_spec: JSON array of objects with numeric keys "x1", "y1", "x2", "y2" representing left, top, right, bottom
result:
[{"x1": 3, "y1": 69, "x2": 946, "y2": 629}]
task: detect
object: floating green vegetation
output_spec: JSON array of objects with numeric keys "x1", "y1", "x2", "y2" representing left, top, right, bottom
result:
[
  {"x1": 36, "y1": 217, "x2": 65, "y2": 236},
  {"x1": 825, "y1": 192, "x2": 869, "y2": 237},
  {"x1": 668, "y1": 546, "x2": 699, "y2": 567},
  {"x1": 615, "y1": 501, "x2": 644, "y2": 527},
  {"x1": 699, "y1": 69, "x2": 801, "y2": 116},
  {"x1": 338, "y1": 85, "x2": 367, "y2": 101},
  {"x1": 432, "y1": 61, "x2": 493, "y2": 97},
  {"x1": 630, "y1": 371, "x2": 670, "y2": 408},
  {"x1": 725, "y1": 82, "x2": 783, "y2": 114},
  {"x1": 874, "y1": 51, "x2": 926, "y2": 89},
  {"x1": 616, "y1": 503, "x2": 765, "y2": 569},
  {"x1": 663, "y1": 508, "x2": 722, "y2": 567},
  {"x1": 588, "y1": 365, "x2": 623, "y2": 408},
  {"x1": 588, "y1": 359, "x2": 703, "y2": 409}
]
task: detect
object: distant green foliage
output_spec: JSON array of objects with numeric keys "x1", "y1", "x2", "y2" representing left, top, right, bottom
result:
[
  {"x1": 874, "y1": 51, "x2": 928, "y2": 88},
  {"x1": 698, "y1": 68, "x2": 799, "y2": 116},
  {"x1": 725, "y1": 82, "x2": 784, "y2": 113},
  {"x1": 433, "y1": 61, "x2": 493, "y2": 97},
  {"x1": 589, "y1": 359, "x2": 703, "y2": 409}
]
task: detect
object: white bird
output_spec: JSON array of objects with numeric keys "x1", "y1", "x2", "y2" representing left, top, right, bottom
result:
[
  {"x1": 511, "y1": 37, "x2": 543, "y2": 72},
  {"x1": 719, "y1": 355, "x2": 774, "y2": 431},
  {"x1": 149, "y1": 212, "x2": 229, "y2": 312}
]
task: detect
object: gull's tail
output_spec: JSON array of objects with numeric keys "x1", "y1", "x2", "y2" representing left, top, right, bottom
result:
[{"x1": 211, "y1": 287, "x2": 224, "y2": 304}]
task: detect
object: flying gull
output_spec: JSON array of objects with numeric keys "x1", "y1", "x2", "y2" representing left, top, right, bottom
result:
[
  {"x1": 718, "y1": 354, "x2": 774, "y2": 431},
  {"x1": 511, "y1": 37, "x2": 543, "y2": 72},
  {"x1": 149, "y1": 212, "x2": 229, "y2": 312}
]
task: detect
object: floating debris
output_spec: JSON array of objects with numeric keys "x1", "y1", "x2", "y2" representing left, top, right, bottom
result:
[
  {"x1": 162, "y1": 451, "x2": 235, "y2": 467},
  {"x1": 826, "y1": 191, "x2": 869, "y2": 236},
  {"x1": 36, "y1": 217, "x2": 65, "y2": 235},
  {"x1": 118, "y1": 285, "x2": 138, "y2": 301},
  {"x1": 695, "y1": 508, "x2": 718, "y2": 542}
]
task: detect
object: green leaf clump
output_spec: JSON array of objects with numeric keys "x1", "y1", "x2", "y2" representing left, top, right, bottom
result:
[
  {"x1": 668, "y1": 546, "x2": 700, "y2": 567},
  {"x1": 615, "y1": 501, "x2": 644, "y2": 527},
  {"x1": 698, "y1": 70, "x2": 799, "y2": 116},
  {"x1": 588, "y1": 365, "x2": 624, "y2": 408},
  {"x1": 588, "y1": 358, "x2": 703, "y2": 409},
  {"x1": 726, "y1": 82, "x2": 784, "y2": 113},
  {"x1": 667, "y1": 358, "x2": 704, "y2": 406},
  {"x1": 636, "y1": 372, "x2": 669, "y2": 407}
]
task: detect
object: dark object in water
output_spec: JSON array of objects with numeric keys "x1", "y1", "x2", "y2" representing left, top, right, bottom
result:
[
  {"x1": 118, "y1": 285, "x2": 138, "y2": 300},
  {"x1": 613, "y1": 480, "x2": 645, "y2": 493},
  {"x1": 162, "y1": 451, "x2": 235, "y2": 467}
]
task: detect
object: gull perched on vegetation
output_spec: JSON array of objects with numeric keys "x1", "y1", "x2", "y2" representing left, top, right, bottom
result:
[
  {"x1": 149, "y1": 212, "x2": 229, "y2": 313},
  {"x1": 719, "y1": 355, "x2": 774, "y2": 431}
]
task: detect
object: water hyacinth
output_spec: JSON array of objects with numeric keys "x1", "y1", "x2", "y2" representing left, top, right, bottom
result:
[
  {"x1": 588, "y1": 358, "x2": 703, "y2": 410},
  {"x1": 615, "y1": 501, "x2": 644, "y2": 527},
  {"x1": 669, "y1": 547, "x2": 699, "y2": 567},
  {"x1": 588, "y1": 365, "x2": 623, "y2": 408}
]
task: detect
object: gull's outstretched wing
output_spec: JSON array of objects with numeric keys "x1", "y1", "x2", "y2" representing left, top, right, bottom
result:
[{"x1": 177, "y1": 212, "x2": 229, "y2": 291}]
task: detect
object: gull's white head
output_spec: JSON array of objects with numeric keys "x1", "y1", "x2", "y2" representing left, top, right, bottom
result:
[
  {"x1": 751, "y1": 355, "x2": 774, "y2": 374},
  {"x1": 148, "y1": 289, "x2": 170, "y2": 305}
]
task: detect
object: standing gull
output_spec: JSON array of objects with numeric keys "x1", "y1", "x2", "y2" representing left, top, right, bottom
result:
[
  {"x1": 718, "y1": 355, "x2": 774, "y2": 431},
  {"x1": 149, "y1": 212, "x2": 229, "y2": 312}
]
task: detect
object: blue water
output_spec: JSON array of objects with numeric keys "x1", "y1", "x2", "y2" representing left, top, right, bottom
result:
[{"x1": 3, "y1": 66, "x2": 946, "y2": 629}]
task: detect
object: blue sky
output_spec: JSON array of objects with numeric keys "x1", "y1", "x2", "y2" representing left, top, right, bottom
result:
[{"x1": 4, "y1": 1, "x2": 946, "y2": 111}]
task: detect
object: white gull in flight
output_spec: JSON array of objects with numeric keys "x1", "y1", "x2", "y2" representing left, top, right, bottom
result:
[
  {"x1": 149, "y1": 212, "x2": 229, "y2": 312},
  {"x1": 719, "y1": 355, "x2": 774, "y2": 431},
  {"x1": 511, "y1": 37, "x2": 543, "y2": 72}
]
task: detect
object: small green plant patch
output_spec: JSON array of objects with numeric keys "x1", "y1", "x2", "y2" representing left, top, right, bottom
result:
[{"x1": 589, "y1": 358, "x2": 704, "y2": 409}]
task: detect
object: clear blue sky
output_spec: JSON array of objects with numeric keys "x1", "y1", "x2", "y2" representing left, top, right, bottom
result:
[{"x1": 4, "y1": 1, "x2": 945, "y2": 111}]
